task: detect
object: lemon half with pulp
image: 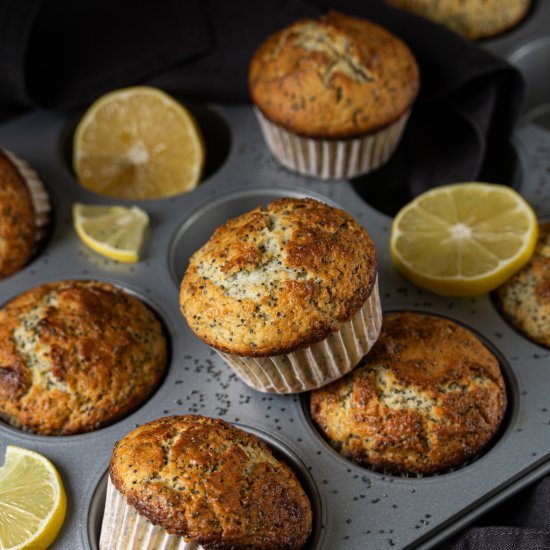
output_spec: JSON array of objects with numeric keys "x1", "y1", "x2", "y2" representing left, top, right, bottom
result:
[
  {"x1": 0, "y1": 445, "x2": 67, "y2": 550},
  {"x1": 390, "y1": 182, "x2": 538, "y2": 296},
  {"x1": 73, "y1": 86, "x2": 204, "y2": 200}
]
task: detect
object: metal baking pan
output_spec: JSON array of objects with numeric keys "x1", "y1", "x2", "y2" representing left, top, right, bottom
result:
[{"x1": 1, "y1": 4, "x2": 550, "y2": 548}]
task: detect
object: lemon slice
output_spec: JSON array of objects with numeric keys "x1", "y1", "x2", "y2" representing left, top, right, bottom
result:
[
  {"x1": 390, "y1": 182, "x2": 538, "y2": 296},
  {"x1": 73, "y1": 203, "x2": 149, "y2": 263},
  {"x1": 0, "y1": 446, "x2": 67, "y2": 550},
  {"x1": 73, "y1": 86, "x2": 204, "y2": 200}
]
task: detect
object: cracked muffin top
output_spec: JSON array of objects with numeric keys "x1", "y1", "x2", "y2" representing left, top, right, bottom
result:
[
  {"x1": 310, "y1": 311, "x2": 507, "y2": 475},
  {"x1": 0, "y1": 280, "x2": 167, "y2": 435},
  {"x1": 248, "y1": 10, "x2": 420, "y2": 138},
  {"x1": 180, "y1": 197, "x2": 378, "y2": 357},
  {"x1": 495, "y1": 222, "x2": 550, "y2": 350},
  {"x1": 0, "y1": 149, "x2": 37, "y2": 279},
  {"x1": 110, "y1": 415, "x2": 312, "y2": 550}
]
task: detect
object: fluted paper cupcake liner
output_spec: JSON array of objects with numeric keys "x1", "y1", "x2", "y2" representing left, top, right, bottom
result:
[
  {"x1": 218, "y1": 277, "x2": 382, "y2": 393},
  {"x1": 3, "y1": 149, "x2": 51, "y2": 243},
  {"x1": 254, "y1": 108, "x2": 410, "y2": 180},
  {"x1": 100, "y1": 478, "x2": 201, "y2": 550}
]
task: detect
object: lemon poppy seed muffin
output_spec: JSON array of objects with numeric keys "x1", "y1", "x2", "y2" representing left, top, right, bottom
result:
[
  {"x1": 310, "y1": 312, "x2": 507, "y2": 475},
  {"x1": 387, "y1": 0, "x2": 532, "y2": 41},
  {"x1": 495, "y1": 222, "x2": 550, "y2": 349},
  {"x1": 0, "y1": 149, "x2": 50, "y2": 279},
  {"x1": 249, "y1": 10, "x2": 420, "y2": 179},
  {"x1": 101, "y1": 415, "x2": 312, "y2": 550},
  {"x1": 0, "y1": 280, "x2": 167, "y2": 435},
  {"x1": 180, "y1": 197, "x2": 381, "y2": 393}
]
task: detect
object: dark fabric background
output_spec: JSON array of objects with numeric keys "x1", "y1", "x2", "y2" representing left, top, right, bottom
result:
[{"x1": 0, "y1": 1, "x2": 548, "y2": 548}]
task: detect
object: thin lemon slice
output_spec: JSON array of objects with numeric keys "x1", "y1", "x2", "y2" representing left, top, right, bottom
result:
[
  {"x1": 73, "y1": 203, "x2": 149, "y2": 263},
  {"x1": 390, "y1": 182, "x2": 538, "y2": 296},
  {"x1": 0, "y1": 446, "x2": 67, "y2": 550},
  {"x1": 73, "y1": 86, "x2": 204, "y2": 200}
]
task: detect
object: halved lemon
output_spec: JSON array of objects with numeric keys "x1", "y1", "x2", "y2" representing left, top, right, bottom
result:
[
  {"x1": 390, "y1": 182, "x2": 538, "y2": 296},
  {"x1": 0, "y1": 445, "x2": 67, "y2": 550},
  {"x1": 73, "y1": 203, "x2": 149, "y2": 263},
  {"x1": 73, "y1": 86, "x2": 204, "y2": 200}
]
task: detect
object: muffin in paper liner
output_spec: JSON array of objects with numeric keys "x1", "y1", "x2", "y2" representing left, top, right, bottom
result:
[
  {"x1": 3, "y1": 149, "x2": 51, "y2": 243},
  {"x1": 218, "y1": 276, "x2": 382, "y2": 393},
  {"x1": 100, "y1": 478, "x2": 200, "y2": 550},
  {"x1": 254, "y1": 107, "x2": 411, "y2": 180}
]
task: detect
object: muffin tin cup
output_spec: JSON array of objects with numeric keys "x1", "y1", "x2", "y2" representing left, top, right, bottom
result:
[
  {"x1": 254, "y1": 107, "x2": 411, "y2": 180},
  {"x1": 3, "y1": 149, "x2": 51, "y2": 243},
  {"x1": 100, "y1": 479, "x2": 199, "y2": 550},
  {"x1": 217, "y1": 277, "x2": 382, "y2": 393}
]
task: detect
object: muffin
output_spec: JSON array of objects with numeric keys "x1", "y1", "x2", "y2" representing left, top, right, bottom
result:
[
  {"x1": 180, "y1": 197, "x2": 381, "y2": 394},
  {"x1": 494, "y1": 222, "x2": 550, "y2": 349},
  {"x1": 387, "y1": 0, "x2": 532, "y2": 40},
  {"x1": 248, "y1": 10, "x2": 420, "y2": 180},
  {"x1": 100, "y1": 415, "x2": 312, "y2": 550},
  {"x1": 0, "y1": 149, "x2": 50, "y2": 278},
  {"x1": 310, "y1": 311, "x2": 507, "y2": 475},
  {"x1": 0, "y1": 280, "x2": 167, "y2": 435}
]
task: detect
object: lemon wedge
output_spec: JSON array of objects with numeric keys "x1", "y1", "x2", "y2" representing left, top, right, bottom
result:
[
  {"x1": 390, "y1": 182, "x2": 538, "y2": 296},
  {"x1": 0, "y1": 445, "x2": 67, "y2": 550},
  {"x1": 73, "y1": 86, "x2": 204, "y2": 200},
  {"x1": 73, "y1": 203, "x2": 149, "y2": 263}
]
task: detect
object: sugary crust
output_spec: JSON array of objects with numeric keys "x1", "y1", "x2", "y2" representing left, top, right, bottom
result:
[
  {"x1": 387, "y1": 0, "x2": 532, "y2": 40},
  {"x1": 310, "y1": 311, "x2": 507, "y2": 475},
  {"x1": 0, "y1": 150, "x2": 36, "y2": 278},
  {"x1": 180, "y1": 198, "x2": 377, "y2": 356},
  {"x1": 495, "y1": 222, "x2": 550, "y2": 349},
  {"x1": 0, "y1": 280, "x2": 167, "y2": 435},
  {"x1": 249, "y1": 10, "x2": 419, "y2": 138},
  {"x1": 110, "y1": 415, "x2": 312, "y2": 549}
]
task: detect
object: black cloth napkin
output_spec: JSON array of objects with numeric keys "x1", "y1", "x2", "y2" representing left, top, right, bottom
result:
[{"x1": 0, "y1": 1, "x2": 548, "y2": 548}]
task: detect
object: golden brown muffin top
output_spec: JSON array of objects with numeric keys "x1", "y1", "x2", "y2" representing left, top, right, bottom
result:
[
  {"x1": 0, "y1": 149, "x2": 36, "y2": 279},
  {"x1": 249, "y1": 10, "x2": 420, "y2": 138},
  {"x1": 110, "y1": 415, "x2": 312, "y2": 550},
  {"x1": 180, "y1": 198, "x2": 377, "y2": 357},
  {"x1": 387, "y1": 0, "x2": 532, "y2": 41},
  {"x1": 310, "y1": 311, "x2": 507, "y2": 475},
  {"x1": 495, "y1": 222, "x2": 550, "y2": 349},
  {"x1": 0, "y1": 280, "x2": 167, "y2": 435}
]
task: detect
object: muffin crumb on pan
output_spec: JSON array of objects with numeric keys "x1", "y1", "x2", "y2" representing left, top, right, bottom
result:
[
  {"x1": 494, "y1": 222, "x2": 550, "y2": 350},
  {"x1": 310, "y1": 311, "x2": 507, "y2": 475},
  {"x1": 180, "y1": 197, "x2": 381, "y2": 393},
  {"x1": 0, "y1": 149, "x2": 50, "y2": 279},
  {"x1": 102, "y1": 415, "x2": 312, "y2": 549},
  {"x1": 0, "y1": 280, "x2": 167, "y2": 435},
  {"x1": 248, "y1": 10, "x2": 420, "y2": 179}
]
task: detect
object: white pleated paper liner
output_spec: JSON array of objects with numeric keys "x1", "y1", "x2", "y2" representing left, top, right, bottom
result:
[
  {"x1": 100, "y1": 478, "x2": 201, "y2": 550},
  {"x1": 254, "y1": 107, "x2": 410, "y2": 180},
  {"x1": 218, "y1": 277, "x2": 382, "y2": 394},
  {"x1": 3, "y1": 149, "x2": 51, "y2": 243}
]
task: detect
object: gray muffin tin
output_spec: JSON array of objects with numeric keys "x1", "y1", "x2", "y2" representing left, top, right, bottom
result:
[{"x1": 1, "y1": 3, "x2": 550, "y2": 548}]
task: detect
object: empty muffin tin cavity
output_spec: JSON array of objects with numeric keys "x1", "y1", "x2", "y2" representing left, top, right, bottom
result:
[
  {"x1": 301, "y1": 312, "x2": 518, "y2": 479},
  {"x1": 59, "y1": 100, "x2": 231, "y2": 194},
  {"x1": 0, "y1": 279, "x2": 172, "y2": 438},
  {"x1": 87, "y1": 424, "x2": 323, "y2": 550},
  {"x1": 168, "y1": 186, "x2": 338, "y2": 286},
  {"x1": 508, "y1": 36, "x2": 550, "y2": 128}
]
